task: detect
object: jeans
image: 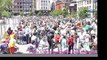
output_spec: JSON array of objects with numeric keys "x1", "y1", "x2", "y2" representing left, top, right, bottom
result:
[
  {"x1": 47, "y1": 38, "x2": 54, "y2": 54},
  {"x1": 26, "y1": 34, "x2": 29, "y2": 44},
  {"x1": 68, "y1": 45, "x2": 74, "y2": 54}
]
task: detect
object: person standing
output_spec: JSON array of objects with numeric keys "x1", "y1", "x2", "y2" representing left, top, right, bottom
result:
[
  {"x1": 61, "y1": 36, "x2": 67, "y2": 53},
  {"x1": 8, "y1": 34, "x2": 16, "y2": 54},
  {"x1": 46, "y1": 30, "x2": 54, "y2": 54},
  {"x1": 25, "y1": 26, "x2": 30, "y2": 44},
  {"x1": 68, "y1": 35, "x2": 74, "y2": 54}
]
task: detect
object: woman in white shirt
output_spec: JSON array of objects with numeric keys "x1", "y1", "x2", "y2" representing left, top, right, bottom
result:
[
  {"x1": 31, "y1": 33, "x2": 37, "y2": 45},
  {"x1": 61, "y1": 36, "x2": 67, "y2": 52}
]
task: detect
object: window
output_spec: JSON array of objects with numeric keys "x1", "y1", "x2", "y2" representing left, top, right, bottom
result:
[
  {"x1": 85, "y1": 1, "x2": 86, "y2": 5},
  {"x1": 17, "y1": 6, "x2": 19, "y2": 8},
  {"x1": 20, "y1": 6, "x2": 22, "y2": 8},
  {"x1": 20, "y1": 10, "x2": 22, "y2": 12},
  {"x1": 20, "y1": 2, "x2": 22, "y2": 4},
  {"x1": 14, "y1": 6, "x2": 16, "y2": 8},
  {"x1": 30, "y1": 6, "x2": 32, "y2": 8},
  {"x1": 26, "y1": 10, "x2": 29, "y2": 12},
  {"x1": 17, "y1": 2, "x2": 19, "y2": 4},
  {"x1": 87, "y1": 0, "x2": 91, "y2": 4}
]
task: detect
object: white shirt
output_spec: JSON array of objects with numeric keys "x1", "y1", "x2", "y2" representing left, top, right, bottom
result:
[
  {"x1": 85, "y1": 33, "x2": 90, "y2": 39},
  {"x1": 61, "y1": 38, "x2": 66, "y2": 47},
  {"x1": 71, "y1": 30, "x2": 75, "y2": 35},
  {"x1": 94, "y1": 37, "x2": 97, "y2": 45},
  {"x1": 79, "y1": 34, "x2": 84, "y2": 40},
  {"x1": 60, "y1": 29, "x2": 66, "y2": 36},
  {"x1": 91, "y1": 30, "x2": 95, "y2": 35},
  {"x1": 76, "y1": 38, "x2": 80, "y2": 49},
  {"x1": 25, "y1": 27, "x2": 30, "y2": 34},
  {"x1": 31, "y1": 35, "x2": 37, "y2": 41},
  {"x1": 85, "y1": 38, "x2": 89, "y2": 43}
]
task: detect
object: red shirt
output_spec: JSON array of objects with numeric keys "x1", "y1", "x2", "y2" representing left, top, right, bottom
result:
[
  {"x1": 68, "y1": 36, "x2": 74, "y2": 46},
  {"x1": 55, "y1": 34, "x2": 61, "y2": 43}
]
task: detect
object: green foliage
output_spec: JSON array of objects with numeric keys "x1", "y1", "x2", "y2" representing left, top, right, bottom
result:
[
  {"x1": 50, "y1": 8, "x2": 69, "y2": 17},
  {"x1": 29, "y1": 12, "x2": 33, "y2": 16},
  {"x1": 37, "y1": 11, "x2": 42, "y2": 16},
  {"x1": 19, "y1": 12, "x2": 24, "y2": 16},
  {"x1": 1, "y1": 11, "x2": 11, "y2": 17},
  {"x1": 0, "y1": 0, "x2": 12, "y2": 17},
  {"x1": 62, "y1": 8, "x2": 68, "y2": 17},
  {"x1": 50, "y1": 9, "x2": 62, "y2": 16},
  {"x1": 78, "y1": 7, "x2": 88, "y2": 19},
  {"x1": 71, "y1": 12, "x2": 77, "y2": 17}
]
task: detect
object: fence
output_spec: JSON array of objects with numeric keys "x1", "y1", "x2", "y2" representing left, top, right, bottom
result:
[{"x1": 0, "y1": 16, "x2": 21, "y2": 39}]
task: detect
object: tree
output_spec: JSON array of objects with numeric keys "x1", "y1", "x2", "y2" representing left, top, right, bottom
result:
[
  {"x1": 70, "y1": 12, "x2": 77, "y2": 17},
  {"x1": 0, "y1": 0, "x2": 12, "y2": 18},
  {"x1": 29, "y1": 12, "x2": 33, "y2": 16},
  {"x1": 37, "y1": 11, "x2": 42, "y2": 16},
  {"x1": 50, "y1": 9, "x2": 62, "y2": 16},
  {"x1": 62, "y1": 8, "x2": 68, "y2": 17},
  {"x1": 78, "y1": 7, "x2": 88, "y2": 19},
  {"x1": 19, "y1": 12, "x2": 24, "y2": 16},
  {"x1": 1, "y1": 11, "x2": 11, "y2": 17}
]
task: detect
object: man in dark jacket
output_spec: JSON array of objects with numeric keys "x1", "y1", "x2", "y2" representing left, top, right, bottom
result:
[{"x1": 46, "y1": 29, "x2": 54, "y2": 54}]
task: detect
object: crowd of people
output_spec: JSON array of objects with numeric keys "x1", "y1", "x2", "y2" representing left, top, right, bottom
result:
[{"x1": 0, "y1": 16, "x2": 97, "y2": 54}]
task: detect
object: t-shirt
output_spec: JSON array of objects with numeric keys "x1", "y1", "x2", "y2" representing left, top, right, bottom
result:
[
  {"x1": 60, "y1": 29, "x2": 66, "y2": 36},
  {"x1": 1, "y1": 43, "x2": 8, "y2": 48},
  {"x1": 71, "y1": 30, "x2": 75, "y2": 35},
  {"x1": 31, "y1": 35, "x2": 37, "y2": 41},
  {"x1": 91, "y1": 30, "x2": 95, "y2": 35},
  {"x1": 68, "y1": 37, "x2": 74, "y2": 46},
  {"x1": 8, "y1": 38, "x2": 16, "y2": 48},
  {"x1": 55, "y1": 34, "x2": 61, "y2": 43},
  {"x1": 61, "y1": 38, "x2": 66, "y2": 48},
  {"x1": 84, "y1": 25, "x2": 90, "y2": 30}
]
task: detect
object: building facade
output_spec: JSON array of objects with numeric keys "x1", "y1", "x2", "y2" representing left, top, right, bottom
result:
[
  {"x1": 12, "y1": 0, "x2": 33, "y2": 14},
  {"x1": 77, "y1": 0, "x2": 97, "y2": 17},
  {"x1": 32, "y1": 0, "x2": 36, "y2": 13},
  {"x1": 51, "y1": 2, "x2": 56, "y2": 11},
  {"x1": 36, "y1": 0, "x2": 51, "y2": 11},
  {"x1": 62, "y1": 0, "x2": 73, "y2": 11},
  {"x1": 69, "y1": 1, "x2": 77, "y2": 13},
  {"x1": 55, "y1": 0, "x2": 64, "y2": 11}
]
